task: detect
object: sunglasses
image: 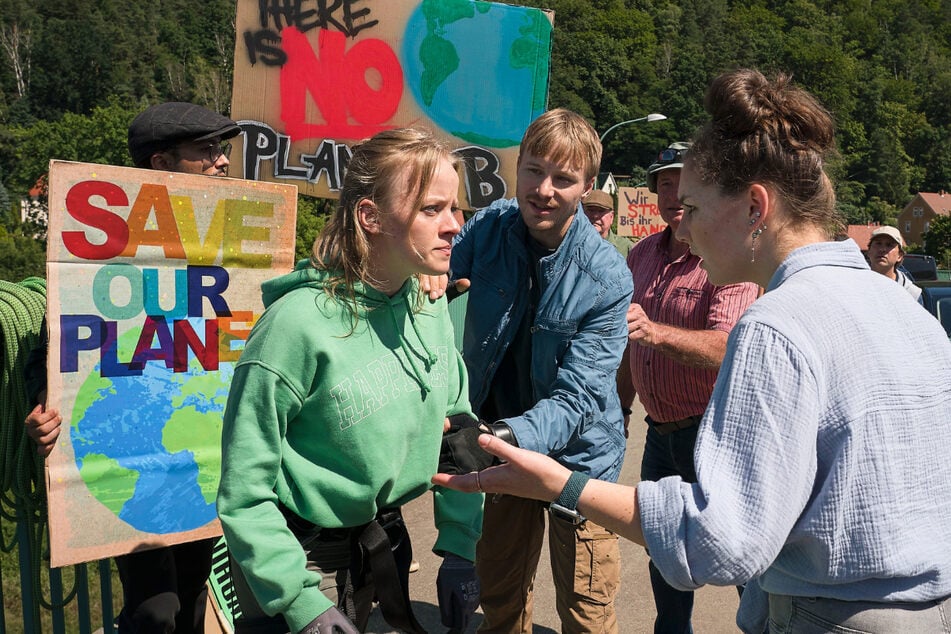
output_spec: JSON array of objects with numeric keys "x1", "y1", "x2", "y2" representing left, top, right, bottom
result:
[
  {"x1": 204, "y1": 141, "x2": 232, "y2": 163},
  {"x1": 175, "y1": 140, "x2": 232, "y2": 163},
  {"x1": 656, "y1": 147, "x2": 685, "y2": 163}
]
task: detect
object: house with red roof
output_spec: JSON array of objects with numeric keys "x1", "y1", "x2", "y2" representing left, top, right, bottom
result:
[
  {"x1": 897, "y1": 191, "x2": 951, "y2": 247},
  {"x1": 843, "y1": 223, "x2": 880, "y2": 250}
]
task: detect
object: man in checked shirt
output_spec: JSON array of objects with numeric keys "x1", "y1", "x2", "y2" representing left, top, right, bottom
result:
[{"x1": 616, "y1": 142, "x2": 759, "y2": 634}]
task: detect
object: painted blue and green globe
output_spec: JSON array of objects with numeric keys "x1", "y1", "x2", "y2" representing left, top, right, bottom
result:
[
  {"x1": 70, "y1": 332, "x2": 231, "y2": 534},
  {"x1": 401, "y1": 0, "x2": 551, "y2": 148}
]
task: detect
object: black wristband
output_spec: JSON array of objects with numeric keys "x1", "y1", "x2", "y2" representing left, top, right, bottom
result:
[{"x1": 486, "y1": 422, "x2": 519, "y2": 447}]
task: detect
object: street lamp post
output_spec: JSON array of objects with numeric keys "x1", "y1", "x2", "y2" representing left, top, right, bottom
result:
[
  {"x1": 599, "y1": 113, "x2": 667, "y2": 143},
  {"x1": 597, "y1": 113, "x2": 667, "y2": 189}
]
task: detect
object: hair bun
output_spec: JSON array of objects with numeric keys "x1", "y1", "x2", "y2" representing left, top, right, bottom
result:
[
  {"x1": 707, "y1": 70, "x2": 833, "y2": 153},
  {"x1": 689, "y1": 68, "x2": 840, "y2": 236}
]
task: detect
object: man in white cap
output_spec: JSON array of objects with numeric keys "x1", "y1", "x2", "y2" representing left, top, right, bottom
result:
[{"x1": 867, "y1": 225, "x2": 922, "y2": 302}]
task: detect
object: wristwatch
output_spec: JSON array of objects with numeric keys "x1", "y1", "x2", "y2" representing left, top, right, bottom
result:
[{"x1": 548, "y1": 471, "x2": 590, "y2": 525}]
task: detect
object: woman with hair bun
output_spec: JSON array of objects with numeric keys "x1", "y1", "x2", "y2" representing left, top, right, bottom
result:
[{"x1": 433, "y1": 69, "x2": 951, "y2": 632}]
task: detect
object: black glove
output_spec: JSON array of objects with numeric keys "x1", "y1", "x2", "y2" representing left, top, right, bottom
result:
[
  {"x1": 437, "y1": 553, "x2": 480, "y2": 633},
  {"x1": 299, "y1": 607, "x2": 359, "y2": 634},
  {"x1": 438, "y1": 414, "x2": 495, "y2": 475}
]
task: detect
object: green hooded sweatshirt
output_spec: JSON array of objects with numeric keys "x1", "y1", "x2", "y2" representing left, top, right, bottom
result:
[{"x1": 217, "y1": 262, "x2": 482, "y2": 631}]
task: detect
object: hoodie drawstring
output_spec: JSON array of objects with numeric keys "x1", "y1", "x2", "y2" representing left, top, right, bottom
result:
[{"x1": 387, "y1": 296, "x2": 437, "y2": 394}]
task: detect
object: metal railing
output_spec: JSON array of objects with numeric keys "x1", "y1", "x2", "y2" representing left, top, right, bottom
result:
[{"x1": 1, "y1": 505, "x2": 118, "y2": 633}]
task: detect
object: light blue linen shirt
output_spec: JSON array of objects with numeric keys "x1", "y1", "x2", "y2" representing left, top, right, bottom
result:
[{"x1": 637, "y1": 240, "x2": 951, "y2": 632}]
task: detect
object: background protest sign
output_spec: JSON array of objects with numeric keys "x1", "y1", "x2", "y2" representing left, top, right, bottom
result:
[
  {"x1": 230, "y1": 0, "x2": 553, "y2": 210},
  {"x1": 45, "y1": 161, "x2": 297, "y2": 567},
  {"x1": 617, "y1": 186, "x2": 665, "y2": 238}
]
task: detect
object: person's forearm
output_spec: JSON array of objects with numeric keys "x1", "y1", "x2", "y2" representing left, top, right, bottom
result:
[
  {"x1": 577, "y1": 478, "x2": 645, "y2": 546},
  {"x1": 645, "y1": 325, "x2": 727, "y2": 369},
  {"x1": 616, "y1": 344, "x2": 636, "y2": 408},
  {"x1": 432, "y1": 436, "x2": 648, "y2": 546}
]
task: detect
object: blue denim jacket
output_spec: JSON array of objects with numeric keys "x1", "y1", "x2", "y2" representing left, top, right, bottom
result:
[{"x1": 451, "y1": 198, "x2": 633, "y2": 482}]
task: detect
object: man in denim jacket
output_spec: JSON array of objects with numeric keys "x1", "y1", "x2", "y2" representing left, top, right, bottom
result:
[{"x1": 450, "y1": 109, "x2": 633, "y2": 633}]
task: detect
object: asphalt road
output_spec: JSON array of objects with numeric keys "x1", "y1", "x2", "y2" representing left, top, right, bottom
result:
[{"x1": 366, "y1": 398, "x2": 741, "y2": 633}]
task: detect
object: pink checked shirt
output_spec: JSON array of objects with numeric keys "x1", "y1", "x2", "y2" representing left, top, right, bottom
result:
[{"x1": 626, "y1": 227, "x2": 759, "y2": 422}]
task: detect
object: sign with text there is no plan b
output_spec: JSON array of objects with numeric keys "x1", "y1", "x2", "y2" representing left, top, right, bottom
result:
[
  {"x1": 230, "y1": 0, "x2": 553, "y2": 210},
  {"x1": 45, "y1": 160, "x2": 297, "y2": 567}
]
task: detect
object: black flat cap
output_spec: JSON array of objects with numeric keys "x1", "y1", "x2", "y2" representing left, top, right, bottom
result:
[{"x1": 128, "y1": 102, "x2": 241, "y2": 167}]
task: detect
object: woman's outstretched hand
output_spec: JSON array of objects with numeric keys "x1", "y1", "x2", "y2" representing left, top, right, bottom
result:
[
  {"x1": 435, "y1": 434, "x2": 647, "y2": 546},
  {"x1": 432, "y1": 434, "x2": 570, "y2": 503}
]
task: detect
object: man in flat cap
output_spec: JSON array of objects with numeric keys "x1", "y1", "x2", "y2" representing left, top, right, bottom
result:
[
  {"x1": 583, "y1": 189, "x2": 632, "y2": 255},
  {"x1": 867, "y1": 225, "x2": 923, "y2": 303},
  {"x1": 26, "y1": 102, "x2": 241, "y2": 633},
  {"x1": 128, "y1": 101, "x2": 241, "y2": 175}
]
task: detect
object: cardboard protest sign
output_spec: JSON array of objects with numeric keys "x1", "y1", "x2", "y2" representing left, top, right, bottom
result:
[
  {"x1": 617, "y1": 186, "x2": 666, "y2": 238},
  {"x1": 45, "y1": 161, "x2": 297, "y2": 567},
  {"x1": 230, "y1": 0, "x2": 553, "y2": 209}
]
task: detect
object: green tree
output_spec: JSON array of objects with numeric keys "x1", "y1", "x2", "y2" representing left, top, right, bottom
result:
[
  {"x1": 27, "y1": 2, "x2": 121, "y2": 119},
  {"x1": 2, "y1": 97, "x2": 137, "y2": 197},
  {"x1": 723, "y1": 4, "x2": 786, "y2": 70},
  {"x1": 0, "y1": 0, "x2": 40, "y2": 113},
  {"x1": 833, "y1": 178, "x2": 869, "y2": 226},
  {"x1": 519, "y1": 0, "x2": 668, "y2": 173},
  {"x1": 295, "y1": 196, "x2": 332, "y2": 263},
  {"x1": 863, "y1": 101, "x2": 924, "y2": 206},
  {"x1": 865, "y1": 197, "x2": 900, "y2": 227},
  {"x1": 921, "y1": 214, "x2": 951, "y2": 265},
  {"x1": 0, "y1": 228, "x2": 45, "y2": 281},
  {"x1": 910, "y1": 124, "x2": 951, "y2": 194},
  {"x1": 0, "y1": 179, "x2": 9, "y2": 217},
  {"x1": 0, "y1": 0, "x2": 236, "y2": 121}
]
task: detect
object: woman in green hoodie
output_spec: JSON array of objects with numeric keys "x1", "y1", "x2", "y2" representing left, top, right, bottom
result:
[{"x1": 217, "y1": 128, "x2": 483, "y2": 634}]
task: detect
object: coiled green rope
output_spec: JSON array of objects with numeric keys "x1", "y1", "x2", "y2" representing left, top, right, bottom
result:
[
  {"x1": 0, "y1": 277, "x2": 82, "y2": 610},
  {"x1": 0, "y1": 276, "x2": 46, "y2": 504}
]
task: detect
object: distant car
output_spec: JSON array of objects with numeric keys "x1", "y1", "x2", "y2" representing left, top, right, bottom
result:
[
  {"x1": 917, "y1": 281, "x2": 951, "y2": 338},
  {"x1": 902, "y1": 254, "x2": 938, "y2": 281}
]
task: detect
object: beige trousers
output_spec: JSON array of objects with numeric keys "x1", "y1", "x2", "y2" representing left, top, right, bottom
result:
[{"x1": 476, "y1": 494, "x2": 620, "y2": 634}]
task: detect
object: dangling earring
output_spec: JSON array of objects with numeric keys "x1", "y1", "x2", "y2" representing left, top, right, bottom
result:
[
  {"x1": 749, "y1": 212, "x2": 764, "y2": 263},
  {"x1": 751, "y1": 227, "x2": 764, "y2": 263}
]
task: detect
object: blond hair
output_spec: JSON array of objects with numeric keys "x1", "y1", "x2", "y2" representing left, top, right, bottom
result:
[
  {"x1": 519, "y1": 108, "x2": 602, "y2": 183},
  {"x1": 312, "y1": 128, "x2": 460, "y2": 313}
]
